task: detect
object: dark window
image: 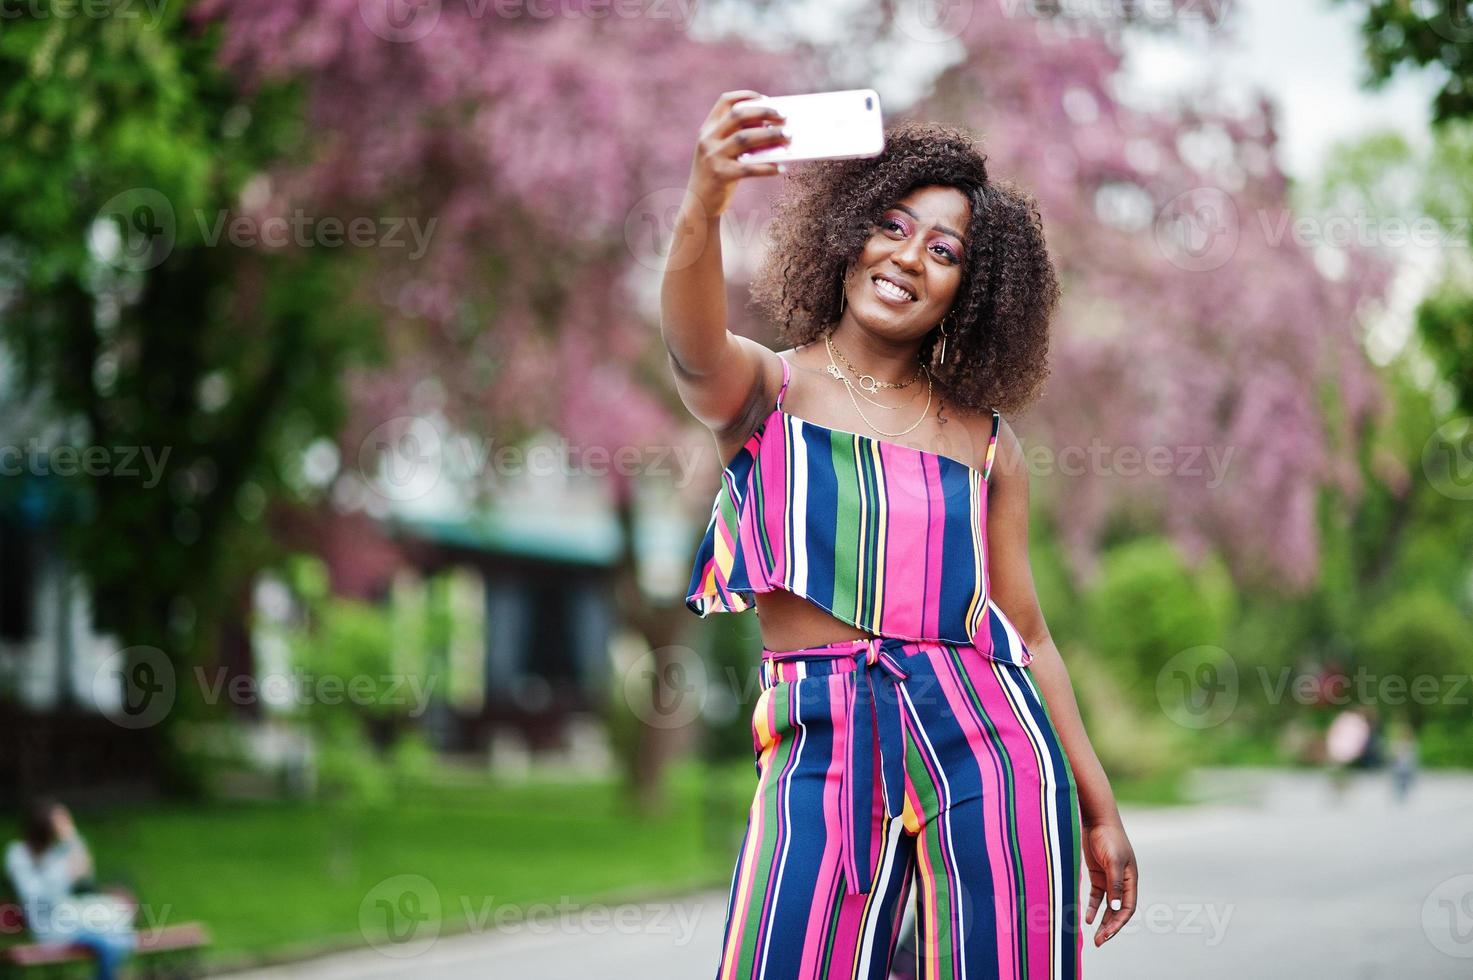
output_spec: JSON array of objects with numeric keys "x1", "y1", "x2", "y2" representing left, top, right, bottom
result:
[
  {"x1": 0, "y1": 512, "x2": 35, "y2": 642},
  {"x1": 526, "y1": 581, "x2": 575, "y2": 683}
]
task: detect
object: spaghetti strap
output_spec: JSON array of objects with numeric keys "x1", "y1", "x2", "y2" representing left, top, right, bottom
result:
[
  {"x1": 775, "y1": 356, "x2": 792, "y2": 410},
  {"x1": 982, "y1": 409, "x2": 1002, "y2": 481}
]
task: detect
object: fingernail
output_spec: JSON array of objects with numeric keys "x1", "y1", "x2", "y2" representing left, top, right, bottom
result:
[{"x1": 1110, "y1": 898, "x2": 1121, "y2": 911}]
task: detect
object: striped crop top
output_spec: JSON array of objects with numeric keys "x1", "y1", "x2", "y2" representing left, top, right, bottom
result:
[{"x1": 683, "y1": 354, "x2": 1033, "y2": 667}]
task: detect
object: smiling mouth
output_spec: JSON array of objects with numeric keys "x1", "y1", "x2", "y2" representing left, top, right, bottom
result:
[{"x1": 872, "y1": 275, "x2": 917, "y2": 303}]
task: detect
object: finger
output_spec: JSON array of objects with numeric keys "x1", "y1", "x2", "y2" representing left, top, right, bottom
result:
[
  {"x1": 701, "y1": 90, "x2": 765, "y2": 133},
  {"x1": 711, "y1": 158, "x2": 784, "y2": 184},
  {"x1": 708, "y1": 90, "x2": 768, "y2": 125},
  {"x1": 1083, "y1": 880, "x2": 1103, "y2": 925},
  {"x1": 717, "y1": 124, "x2": 789, "y2": 162},
  {"x1": 1099, "y1": 865, "x2": 1133, "y2": 941},
  {"x1": 1108, "y1": 862, "x2": 1139, "y2": 934},
  {"x1": 742, "y1": 161, "x2": 784, "y2": 177},
  {"x1": 709, "y1": 102, "x2": 787, "y2": 143}
]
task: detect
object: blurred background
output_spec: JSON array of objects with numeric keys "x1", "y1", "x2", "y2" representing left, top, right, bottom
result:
[{"x1": 1, "y1": 0, "x2": 1471, "y2": 977}]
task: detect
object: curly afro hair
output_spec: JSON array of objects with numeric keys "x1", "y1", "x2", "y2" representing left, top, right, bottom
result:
[{"x1": 749, "y1": 120, "x2": 1059, "y2": 416}]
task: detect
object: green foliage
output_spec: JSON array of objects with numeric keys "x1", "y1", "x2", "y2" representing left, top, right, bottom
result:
[
  {"x1": 593, "y1": 625, "x2": 645, "y2": 794},
  {"x1": 1057, "y1": 645, "x2": 1195, "y2": 788},
  {"x1": 387, "y1": 729, "x2": 440, "y2": 782},
  {"x1": 1416, "y1": 717, "x2": 1473, "y2": 768},
  {"x1": 1342, "y1": 0, "x2": 1473, "y2": 123},
  {"x1": 1022, "y1": 516, "x2": 1083, "y2": 650},
  {"x1": 697, "y1": 609, "x2": 765, "y2": 766},
  {"x1": 1410, "y1": 255, "x2": 1473, "y2": 421},
  {"x1": 311, "y1": 724, "x2": 393, "y2": 804},
  {"x1": 1082, "y1": 536, "x2": 1236, "y2": 705},
  {"x1": 1359, "y1": 588, "x2": 1473, "y2": 728},
  {"x1": 264, "y1": 556, "x2": 447, "y2": 801}
]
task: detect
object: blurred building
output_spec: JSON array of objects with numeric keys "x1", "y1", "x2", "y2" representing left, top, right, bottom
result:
[
  {"x1": 0, "y1": 369, "x2": 156, "y2": 804},
  {"x1": 1, "y1": 373, "x2": 697, "y2": 795},
  {"x1": 252, "y1": 423, "x2": 696, "y2": 779}
]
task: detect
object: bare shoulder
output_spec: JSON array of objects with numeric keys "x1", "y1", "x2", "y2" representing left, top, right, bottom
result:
[
  {"x1": 939, "y1": 400, "x2": 1003, "y2": 473},
  {"x1": 988, "y1": 412, "x2": 1028, "y2": 487}
]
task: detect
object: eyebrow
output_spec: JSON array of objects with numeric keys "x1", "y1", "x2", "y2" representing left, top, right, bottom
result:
[{"x1": 891, "y1": 203, "x2": 966, "y2": 244}]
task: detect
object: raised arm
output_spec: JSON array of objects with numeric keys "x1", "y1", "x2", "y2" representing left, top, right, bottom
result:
[{"x1": 660, "y1": 90, "x2": 789, "y2": 437}]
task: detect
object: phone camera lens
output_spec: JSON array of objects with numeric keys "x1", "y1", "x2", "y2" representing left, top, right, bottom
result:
[{"x1": 865, "y1": 97, "x2": 873, "y2": 110}]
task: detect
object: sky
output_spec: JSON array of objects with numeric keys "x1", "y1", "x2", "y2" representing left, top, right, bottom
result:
[{"x1": 1114, "y1": 0, "x2": 1443, "y2": 184}]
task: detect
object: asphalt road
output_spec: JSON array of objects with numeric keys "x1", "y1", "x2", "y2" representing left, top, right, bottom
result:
[{"x1": 216, "y1": 767, "x2": 1473, "y2": 979}]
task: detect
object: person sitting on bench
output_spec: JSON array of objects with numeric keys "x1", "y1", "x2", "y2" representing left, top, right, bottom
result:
[{"x1": 4, "y1": 798, "x2": 137, "y2": 980}]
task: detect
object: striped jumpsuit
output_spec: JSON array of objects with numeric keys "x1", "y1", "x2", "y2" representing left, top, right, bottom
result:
[{"x1": 686, "y1": 354, "x2": 1084, "y2": 980}]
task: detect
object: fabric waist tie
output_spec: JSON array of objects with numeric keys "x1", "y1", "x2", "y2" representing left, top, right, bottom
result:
[{"x1": 762, "y1": 635, "x2": 913, "y2": 896}]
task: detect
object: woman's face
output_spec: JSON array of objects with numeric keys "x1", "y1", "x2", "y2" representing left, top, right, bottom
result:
[{"x1": 844, "y1": 184, "x2": 971, "y2": 344}]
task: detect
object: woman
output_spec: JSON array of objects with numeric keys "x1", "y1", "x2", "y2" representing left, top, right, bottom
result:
[
  {"x1": 661, "y1": 91, "x2": 1139, "y2": 979},
  {"x1": 5, "y1": 799, "x2": 137, "y2": 980}
]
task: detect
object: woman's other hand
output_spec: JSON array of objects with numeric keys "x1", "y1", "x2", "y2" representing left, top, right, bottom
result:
[{"x1": 1083, "y1": 819, "x2": 1138, "y2": 946}]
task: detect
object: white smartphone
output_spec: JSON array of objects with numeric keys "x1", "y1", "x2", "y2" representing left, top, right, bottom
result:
[{"x1": 736, "y1": 89, "x2": 885, "y2": 164}]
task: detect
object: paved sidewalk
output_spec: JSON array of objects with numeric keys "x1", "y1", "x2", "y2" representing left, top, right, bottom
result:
[{"x1": 215, "y1": 768, "x2": 1473, "y2": 979}]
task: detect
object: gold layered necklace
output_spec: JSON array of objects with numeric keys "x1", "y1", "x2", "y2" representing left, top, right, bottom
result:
[
  {"x1": 823, "y1": 333, "x2": 933, "y2": 438},
  {"x1": 828, "y1": 338, "x2": 923, "y2": 393}
]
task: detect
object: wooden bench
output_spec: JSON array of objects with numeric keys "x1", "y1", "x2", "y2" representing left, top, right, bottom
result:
[{"x1": 1, "y1": 921, "x2": 210, "y2": 979}]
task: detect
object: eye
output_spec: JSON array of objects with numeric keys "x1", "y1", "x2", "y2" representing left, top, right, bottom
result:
[
  {"x1": 880, "y1": 217, "x2": 906, "y2": 235},
  {"x1": 933, "y1": 243, "x2": 960, "y2": 263}
]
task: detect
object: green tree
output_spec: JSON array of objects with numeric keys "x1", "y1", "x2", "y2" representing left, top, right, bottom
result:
[{"x1": 0, "y1": 10, "x2": 378, "y2": 788}]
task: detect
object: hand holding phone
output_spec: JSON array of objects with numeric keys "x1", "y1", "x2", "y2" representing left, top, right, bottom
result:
[
  {"x1": 734, "y1": 89, "x2": 886, "y2": 164},
  {"x1": 687, "y1": 90, "x2": 791, "y2": 218}
]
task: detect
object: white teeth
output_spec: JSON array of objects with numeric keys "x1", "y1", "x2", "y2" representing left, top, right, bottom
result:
[{"x1": 874, "y1": 278, "x2": 914, "y2": 302}]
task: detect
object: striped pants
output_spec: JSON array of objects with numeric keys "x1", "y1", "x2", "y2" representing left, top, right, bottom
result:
[{"x1": 714, "y1": 635, "x2": 1083, "y2": 980}]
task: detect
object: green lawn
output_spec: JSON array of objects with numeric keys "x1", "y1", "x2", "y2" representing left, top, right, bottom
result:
[{"x1": 35, "y1": 759, "x2": 753, "y2": 972}]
